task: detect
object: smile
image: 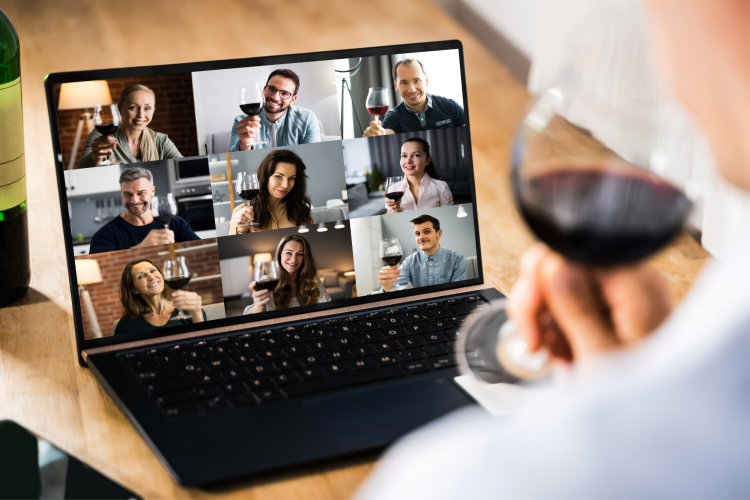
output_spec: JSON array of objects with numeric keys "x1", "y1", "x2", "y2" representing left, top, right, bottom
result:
[
  {"x1": 275, "y1": 189, "x2": 288, "y2": 195},
  {"x1": 147, "y1": 280, "x2": 161, "y2": 289},
  {"x1": 286, "y1": 262, "x2": 298, "y2": 268},
  {"x1": 405, "y1": 91, "x2": 420, "y2": 99},
  {"x1": 132, "y1": 119, "x2": 147, "y2": 125}
]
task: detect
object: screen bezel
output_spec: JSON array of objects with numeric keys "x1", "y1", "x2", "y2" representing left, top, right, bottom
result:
[{"x1": 44, "y1": 40, "x2": 484, "y2": 365}]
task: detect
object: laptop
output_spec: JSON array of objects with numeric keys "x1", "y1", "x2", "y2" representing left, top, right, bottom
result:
[{"x1": 45, "y1": 40, "x2": 504, "y2": 486}]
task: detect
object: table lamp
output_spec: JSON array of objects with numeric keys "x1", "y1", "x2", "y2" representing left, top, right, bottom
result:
[
  {"x1": 75, "y1": 259, "x2": 103, "y2": 338},
  {"x1": 457, "y1": 205, "x2": 468, "y2": 218},
  {"x1": 58, "y1": 81, "x2": 113, "y2": 170},
  {"x1": 248, "y1": 252, "x2": 273, "y2": 276}
]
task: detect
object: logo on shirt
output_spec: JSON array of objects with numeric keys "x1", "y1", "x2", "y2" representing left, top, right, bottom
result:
[{"x1": 436, "y1": 119, "x2": 452, "y2": 126}]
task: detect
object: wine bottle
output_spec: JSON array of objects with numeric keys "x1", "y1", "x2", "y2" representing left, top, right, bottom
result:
[{"x1": 0, "y1": 8, "x2": 30, "y2": 306}]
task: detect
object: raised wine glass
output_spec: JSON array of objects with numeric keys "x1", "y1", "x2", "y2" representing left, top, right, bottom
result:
[
  {"x1": 236, "y1": 171, "x2": 260, "y2": 230},
  {"x1": 380, "y1": 237, "x2": 406, "y2": 292},
  {"x1": 459, "y1": 70, "x2": 695, "y2": 383},
  {"x1": 253, "y1": 260, "x2": 280, "y2": 292},
  {"x1": 151, "y1": 193, "x2": 178, "y2": 229},
  {"x1": 239, "y1": 83, "x2": 268, "y2": 147},
  {"x1": 384, "y1": 176, "x2": 405, "y2": 209},
  {"x1": 366, "y1": 87, "x2": 389, "y2": 126},
  {"x1": 163, "y1": 256, "x2": 191, "y2": 321},
  {"x1": 93, "y1": 104, "x2": 121, "y2": 165}
]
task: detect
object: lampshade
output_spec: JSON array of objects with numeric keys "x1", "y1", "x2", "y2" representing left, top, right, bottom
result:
[
  {"x1": 253, "y1": 253, "x2": 273, "y2": 263},
  {"x1": 316, "y1": 223, "x2": 328, "y2": 232},
  {"x1": 344, "y1": 271, "x2": 356, "y2": 277},
  {"x1": 298, "y1": 225, "x2": 309, "y2": 233},
  {"x1": 457, "y1": 204, "x2": 468, "y2": 218},
  {"x1": 75, "y1": 259, "x2": 103, "y2": 285},
  {"x1": 58, "y1": 81, "x2": 113, "y2": 110},
  {"x1": 334, "y1": 220, "x2": 345, "y2": 229}
]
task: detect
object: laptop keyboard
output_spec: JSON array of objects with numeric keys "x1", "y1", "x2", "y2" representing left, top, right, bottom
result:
[{"x1": 118, "y1": 294, "x2": 485, "y2": 418}]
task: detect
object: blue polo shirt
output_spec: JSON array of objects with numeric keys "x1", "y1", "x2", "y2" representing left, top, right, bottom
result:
[
  {"x1": 89, "y1": 215, "x2": 200, "y2": 254},
  {"x1": 382, "y1": 94, "x2": 465, "y2": 134}
]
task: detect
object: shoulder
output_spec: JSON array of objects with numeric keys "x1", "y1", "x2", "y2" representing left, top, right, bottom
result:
[
  {"x1": 444, "y1": 248, "x2": 465, "y2": 262},
  {"x1": 152, "y1": 130, "x2": 175, "y2": 145},
  {"x1": 432, "y1": 94, "x2": 462, "y2": 108},
  {"x1": 290, "y1": 106, "x2": 318, "y2": 121},
  {"x1": 114, "y1": 316, "x2": 140, "y2": 335},
  {"x1": 93, "y1": 216, "x2": 124, "y2": 236},
  {"x1": 402, "y1": 252, "x2": 419, "y2": 266}
]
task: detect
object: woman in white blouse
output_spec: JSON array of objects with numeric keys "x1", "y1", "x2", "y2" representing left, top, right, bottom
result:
[{"x1": 384, "y1": 137, "x2": 454, "y2": 213}]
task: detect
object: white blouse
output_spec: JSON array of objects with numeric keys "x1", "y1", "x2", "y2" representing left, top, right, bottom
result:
[{"x1": 385, "y1": 172, "x2": 454, "y2": 212}]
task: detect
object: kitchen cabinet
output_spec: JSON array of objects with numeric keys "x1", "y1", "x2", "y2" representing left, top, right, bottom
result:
[{"x1": 64, "y1": 165, "x2": 121, "y2": 197}]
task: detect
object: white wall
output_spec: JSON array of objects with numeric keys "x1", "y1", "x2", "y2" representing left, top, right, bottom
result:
[
  {"x1": 342, "y1": 137, "x2": 371, "y2": 176},
  {"x1": 461, "y1": 0, "x2": 541, "y2": 59},
  {"x1": 351, "y1": 215, "x2": 384, "y2": 294},
  {"x1": 220, "y1": 256, "x2": 250, "y2": 297},
  {"x1": 195, "y1": 60, "x2": 340, "y2": 141}
]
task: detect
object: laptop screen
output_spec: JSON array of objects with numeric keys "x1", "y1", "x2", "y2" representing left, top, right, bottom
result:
[{"x1": 46, "y1": 42, "x2": 482, "y2": 346}]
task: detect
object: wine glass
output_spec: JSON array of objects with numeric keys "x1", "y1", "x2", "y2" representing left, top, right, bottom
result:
[
  {"x1": 163, "y1": 256, "x2": 191, "y2": 321},
  {"x1": 93, "y1": 104, "x2": 121, "y2": 165},
  {"x1": 236, "y1": 171, "x2": 260, "y2": 229},
  {"x1": 238, "y1": 83, "x2": 268, "y2": 146},
  {"x1": 384, "y1": 176, "x2": 405, "y2": 208},
  {"x1": 366, "y1": 87, "x2": 389, "y2": 125},
  {"x1": 380, "y1": 237, "x2": 406, "y2": 292},
  {"x1": 253, "y1": 260, "x2": 280, "y2": 292},
  {"x1": 460, "y1": 71, "x2": 695, "y2": 383},
  {"x1": 151, "y1": 194, "x2": 178, "y2": 229}
]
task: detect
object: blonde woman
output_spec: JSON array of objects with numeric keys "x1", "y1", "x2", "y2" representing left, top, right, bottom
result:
[{"x1": 77, "y1": 84, "x2": 183, "y2": 168}]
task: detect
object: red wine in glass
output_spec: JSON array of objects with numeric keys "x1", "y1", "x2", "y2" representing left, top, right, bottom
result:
[
  {"x1": 165, "y1": 276, "x2": 192, "y2": 290},
  {"x1": 240, "y1": 102, "x2": 264, "y2": 116},
  {"x1": 366, "y1": 87, "x2": 389, "y2": 123},
  {"x1": 516, "y1": 169, "x2": 693, "y2": 266},
  {"x1": 152, "y1": 194, "x2": 178, "y2": 229},
  {"x1": 382, "y1": 255, "x2": 402, "y2": 267},
  {"x1": 254, "y1": 279, "x2": 279, "y2": 291},
  {"x1": 386, "y1": 191, "x2": 404, "y2": 201},
  {"x1": 153, "y1": 213, "x2": 176, "y2": 227},
  {"x1": 367, "y1": 105, "x2": 388, "y2": 117},
  {"x1": 93, "y1": 104, "x2": 122, "y2": 165},
  {"x1": 239, "y1": 189, "x2": 259, "y2": 202},
  {"x1": 236, "y1": 172, "x2": 260, "y2": 228},
  {"x1": 94, "y1": 124, "x2": 118, "y2": 136},
  {"x1": 163, "y1": 257, "x2": 192, "y2": 321}
]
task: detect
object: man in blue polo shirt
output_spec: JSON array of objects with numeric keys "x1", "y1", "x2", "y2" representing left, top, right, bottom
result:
[
  {"x1": 89, "y1": 167, "x2": 199, "y2": 254},
  {"x1": 363, "y1": 58, "x2": 465, "y2": 137}
]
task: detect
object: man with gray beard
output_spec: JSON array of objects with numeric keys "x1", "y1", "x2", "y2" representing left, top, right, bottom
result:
[{"x1": 89, "y1": 167, "x2": 199, "y2": 254}]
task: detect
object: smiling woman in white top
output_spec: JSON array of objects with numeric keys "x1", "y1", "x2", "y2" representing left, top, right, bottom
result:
[{"x1": 384, "y1": 137, "x2": 454, "y2": 213}]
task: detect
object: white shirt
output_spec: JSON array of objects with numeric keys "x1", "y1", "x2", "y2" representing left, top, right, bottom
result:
[
  {"x1": 386, "y1": 172, "x2": 454, "y2": 212},
  {"x1": 358, "y1": 227, "x2": 750, "y2": 498}
]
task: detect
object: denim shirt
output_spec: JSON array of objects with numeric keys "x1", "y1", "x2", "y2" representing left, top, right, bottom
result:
[
  {"x1": 382, "y1": 93, "x2": 465, "y2": 134},
  {"x1": 229, "y1": 105, "x2": 321, "y2": 151},
  {"x1": 396, "y1": 246, "x2": 467, "y2": 290}
]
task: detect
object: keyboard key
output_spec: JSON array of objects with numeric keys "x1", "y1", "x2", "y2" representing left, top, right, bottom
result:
[
  {"x1": 303, "y1": 322, "x2": 322, "y2": 330},
  {"x1": 423, "y1": 344, "x2": 449, "y2": 356},
  {"x1": 429, "y1": 319, "x2": 453, "y2": 330},
  {"x1": 405, "y1": 360, "x2": 430, "y2": 373},
  {"x1": 358, "y1": 319, "x2": 384, "y2": 330},
  {"x1": 405, "y1": 312, "x2": 429, "y2": 322},
  {"x1": 167, "y1": 344, "x2": 186, "y2": 352},
  {"x1": 245, "y1": 363, "x2": 276, "y2": 375},
  {"x1": 212, "y1": 337, "x2": 231, "y2": 344},
  {"x1": 343, "y1": 315, "x2": 360, "y2": 323},
  {"x1": 381, "y1": 315, "x2": 407, "y2": 326},
  {"x1": 450, "y1": 302, "x2": 480, "y2": 315},
  {"x1": 308, "y1": 328, "x2": 333, "y2": 339},
  {"x1": 235, "y1": 339, "x2": 261, "y2": 351},
  {"x1": 125, "y1": 357, "x2": 155, "y2": 371},
  {"x1": 399, "y1": 336, "x2": 425, "y2": 348},
  {"x1": 182, "y1": 349, "x2": 208, "y2": 361},
  {"x1": 464, "y1": 295, "x2": 481, "y2": 302},
  {"x1": 220, "y1": 367, "x2": 248, "y2": 380},
  {"x1": 300, "y1": 366, "x2": 326, "y2": 379},
  {"x1": 405, "y1": 305, "x2": 423, "y2": 311},
  {"x1": 283, "y1": 365, "x2": 403, "y2": 397},
  {"x1": 381, "y1": 327, "x2": 408, "y2": 339},
  {"x1": 363, "y1": 311, "x2": 382, "y2": 318},
  {"x1": 357, "y1": 331, "x2": 384, "y2": 343},
  {"x1": 154, "y1": 390, "x2": 192, "y2": 406},
  {"x1": 334, "y1": 324, "x2": 358, "y2": 334},
  {"x1": 374, "y1": 340, "x2": 400, "y2": 353},
  {"x1": 348, "y1": 345, "x2": 376, "y2": 357},
  {"x1": 191, "y1": 341, "x2": 209, "y2": 349},
  {"x1": 136, "y1": 367, "x2": 177, "y2": 381},
  {"x1": 444, "y1": 298, "x2": 462, "y2": 306},
  {"x1": 238, "y1": 333, "x2": 255, "y2": 340},
  {"x1": 190, "y1": 387, "x2": 218, "y2": 399},
  {"x1": 144, "y1": 378, "x2": 193, "y2": 393},
  {"x1": 327, "y1": 350, "x2": 352, "y2": 361},
  {"x1": 207, "y1": 345, "x2": 234, "y2": 356},
  {"x1": 226, "y1": 394, "x2": 254, "y2": 406},
  {"x1": 259, "y1": 336, "x2": 286, "y2": 347},
  {"x1": 325, "y1": 362, "x2": 351, "y2": 375},
  {"x1": 273, "y1": 371, "x2": 302, "y2": 385},
  {"x1": 398, "y1": 348, "x2": 425, "y2": 360},
  {"x1": 284, "y1": 331, "x2": 310, "y2": 343},
  {"x1": 182, "y1": 362, "x2": 209, "y2": 375},
  {"x1": 219, "y1": 382, "x2": 246, "y2": 394},
  {"x1": 448, "y1": 315, "x2": 468, "y2": 327},
  {"x1": 145, "y1": 348, "x2": 164, "y2": 356},
  {"x1": 431, "y1": 354, "x2": 458, "y2": 369},
  {"x1": 255, "y1": 388, "x2": 284, "y2": 401},
  {"x1": 333, "y1": 335, "x2": 358, "y2": 348},
  {"x1": 425, "y1": 307, "x2": 452, "y2": 318},
  {"x1": 308, "y1": 340, "x2": 334, "y2": 351},
  {"x1": 193, "y1": 373, "x2": 223, "y2": 385},
  {"x1": 257, "y1": 348, "x2": 285, "y2": 360},
  {"x1": 257, "y1": 329, "x2": 275, "y2": 337},
  {"x1": 299, "y1": 353, "x2": 329, "y2": 365},
  {"x1": 122, "y1": 352, "x2": 140, "y2": 360},
  {"x1": 280, "y1": 325, "x2": 300, "y2": 333},
  {"x1": 199, "y1": 397, "x2": 229, "y2": 411},
  {"x1": 442, "y1": 328, "x2": 460, "y2": 341},
  {"x1": 283, "y1": 344, "x2": 311, "y2": 356},
  {"x1": 161, "y1": 404, "x2": 200, "y2": 418},
  {"x1": 384, "y1": 308, "x2": 404, "y2": 315},
  {"x1": 374, "y1": 354, "x2": 399, "y2": 365},
  {"x1": 230, "y1": 353, "x2": 256, "y2": 365},
  {"x1": 321, "y1": 319, "x2": 339, "y2": 326},
  {"x1": 405, "y1": 323, "x2": 431, "y2": 334},
  {"x1": 246, "y1": 377, "x2": 273, "y2": 389},
  {"x1": 424, "y1": 301, "x2": 441, "y2": 308},
  {"x1": 206, "y1": 357, "x2": 233, "y2": 370},
  {"x1": 421, "y1": 332, "x2": 448, "y2": 344},
  {"x1": 274, "y1": 358, "x2": 303, "y2": 371},
  {"x1": 351, "y1": 357, "x2": 377, "y2": 370}
]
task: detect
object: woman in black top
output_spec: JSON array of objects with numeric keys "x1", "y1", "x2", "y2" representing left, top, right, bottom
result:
[{"x1": 114, "y1": 258, "x2": 205, "y2": 335}]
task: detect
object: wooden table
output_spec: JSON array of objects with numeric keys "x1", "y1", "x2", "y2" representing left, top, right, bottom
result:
[{"x1": 0, "y1": 0, "x2": 710, "y2": 498}]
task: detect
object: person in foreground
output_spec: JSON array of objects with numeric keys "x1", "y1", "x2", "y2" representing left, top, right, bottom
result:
[
  {"x1": 358, "y1": 2, "x2": 750, "y2": 498},
  {"x1": 384, "y1": 137, "x2": 453, "y2": 213},
  {"x1": 363, "y1": 58, "x2": 465, "y2": 137},
  {"x1": 229, "y1": 69, "x2": 320, "y2": 151},
  {"x1": 89, "y1": 167, "x2": 199, "y2": 254},
  {"x1": 114, "y1": 259, "x2": 205, "y2": 335},
  {"x1": 228, "y1": 149, "x2": 313, "y2": 235},
  {"x1": 78, "y1": 84, "x2": 183, "y2": 168},
  {"x1": 378, "y1": 214, "x2": 466, "y2": 292},
  {"x1": 245, "y1": 234, "x2": 330, "y2": 314}
]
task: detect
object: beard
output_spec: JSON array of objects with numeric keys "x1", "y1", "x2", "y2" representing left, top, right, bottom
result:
[
  {"x1": 265, "y1": 96, "x2": 291, "y2": 115},
  {"x1": 126, "y1": 200, "x2": 149, "y2": 216}
]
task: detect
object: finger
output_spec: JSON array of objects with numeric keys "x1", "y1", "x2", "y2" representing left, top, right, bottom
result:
[
  {"x1": 508, "y1": 244, "x2": 550, "y2": 351},
  {"x1": 595, "y1": 264, "x2": 672, "y2": 345},
  {"x1": 539, "y1": 254, "x2": 619, "y2": 360}
]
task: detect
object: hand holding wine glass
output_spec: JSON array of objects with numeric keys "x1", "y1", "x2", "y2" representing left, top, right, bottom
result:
[
  {"x1": 249, "y1": 260, "x2": 280, "y2": 313},
  {"x1": 92, "y1": 104, "x2": 121, "y2": 165},
  {"x1": 364, "y1": 87, "x2": 389, "y2": 137},
  {"x1": 236, "y1": 172, "x2": 259, "y2": 230},
  {"x1": 237, "y1": 83, "x2": 267, "y2": 150},
  {"x1": 384, "y1": 176, "x2": 405, "y2": 212},
  {"x1": 164, "y1": 256, "x2": 193, "y2": 321},
  {"x1": 378, "y1": 237, "x2": 406, "y2": 292}
]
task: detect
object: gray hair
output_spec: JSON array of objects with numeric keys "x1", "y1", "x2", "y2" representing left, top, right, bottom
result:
[
  {"x1": 119, "y1": 167, "x2": 153, "y2": 186},
  {"x1": 392, "y1": 58, "x2": 428, "y2": 82}
]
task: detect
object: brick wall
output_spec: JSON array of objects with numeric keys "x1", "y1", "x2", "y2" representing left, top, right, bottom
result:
[
  {"x1": 53, "y1": 73, "x2": 200, "y2": 168},
  {"x1": 75, "y1": 239, "x2": 223, "y2": 339}
]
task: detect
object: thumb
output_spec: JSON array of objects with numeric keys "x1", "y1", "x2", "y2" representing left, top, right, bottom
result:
[{"x1": 539, "y1": 254, "x2": 619, "y2": 360}]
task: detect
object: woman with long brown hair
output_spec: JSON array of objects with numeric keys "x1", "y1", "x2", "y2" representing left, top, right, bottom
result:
[
  {"x1": 229, "y1": 149, "x2": 314, "y2": 235},
  {"x1": 114, "y1": 258, "x2": 205, "y2": 335},
  {"x1": 78, "y1": 84, "x2": 183, "y2": 168},
  {"x1": 244, "y1": 234, "x2": 330, "y2": 314}
]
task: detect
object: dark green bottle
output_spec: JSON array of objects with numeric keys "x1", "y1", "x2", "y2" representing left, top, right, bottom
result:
[{"x1": 0, "y1": 8, "x2": 29, "y2": 306}]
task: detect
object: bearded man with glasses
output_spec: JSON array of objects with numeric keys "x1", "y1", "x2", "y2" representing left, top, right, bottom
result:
[{"x1": 229, "y1": 69, "x2": 321, "y2": 151}]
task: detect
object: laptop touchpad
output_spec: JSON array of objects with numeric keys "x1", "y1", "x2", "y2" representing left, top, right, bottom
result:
[{"x1": 303, "y1": 376, "x2": 472, "y2": 448}]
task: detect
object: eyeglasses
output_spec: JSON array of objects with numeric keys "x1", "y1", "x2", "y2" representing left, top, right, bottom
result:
[{"x1": 264, "y1": 85, "x2": 295, "y2": 100}]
